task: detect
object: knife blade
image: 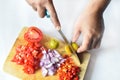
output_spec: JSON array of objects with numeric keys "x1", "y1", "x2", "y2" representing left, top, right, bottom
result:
[
  {"x1": 57, "y1": 28, "x2": 81, "y2": 65},
  {"x1": 45, "y1": 10, "x2": 81, "y2": 65}
]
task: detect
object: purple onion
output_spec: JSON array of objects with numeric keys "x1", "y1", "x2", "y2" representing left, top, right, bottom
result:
[{"x1": 40, "y1": 49, "x2": 65, "y2": 77}]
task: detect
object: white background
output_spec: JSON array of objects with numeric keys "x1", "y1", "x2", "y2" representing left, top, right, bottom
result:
[{"x1": 0, "y1": 0, "x2": 120, "y2": 80}]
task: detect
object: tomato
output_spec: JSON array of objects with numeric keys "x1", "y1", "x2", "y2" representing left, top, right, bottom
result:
[
  {"x1": 24, "y1": 26, "x2": 43, "y2": 42},
  {"x1": 74, "y1": 76, "x2": 79, "y2": 80},
  {"x1": 23, "y1": 64, "x2": 35, "y2": 74},
  {"x1": 12, "y1": 26, "x2": 45, "y2": 74},
  {"x1": 12, "y1": 54, "x2": 24, "y2": 65},
  {"x1": 12, "y1": 42, "x2": 44, "y2": 74}
]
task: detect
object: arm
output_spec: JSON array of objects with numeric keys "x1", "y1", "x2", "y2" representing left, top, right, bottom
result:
[
  {"x1": 72, "y1": 0, "x2": 111, "y2": 53},
  {"x1": 86, "y1": 0, "x2": 111, "y2": 14}
]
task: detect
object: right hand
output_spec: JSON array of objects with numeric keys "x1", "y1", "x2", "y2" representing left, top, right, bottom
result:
[
  {"x1": 26, "y1": 0, "x2": 61, "y2": 28},
  {"x1": 72, "y1": 8, "x2": 104, "y2": 53}
]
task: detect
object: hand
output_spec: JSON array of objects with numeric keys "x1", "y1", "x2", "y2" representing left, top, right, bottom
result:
[
  {"x1": 26, "y1": 0, "x2": 61, "y2": 28},
  {"x1": 72, "y1": 10, "x2": 104, "y2": 53}
]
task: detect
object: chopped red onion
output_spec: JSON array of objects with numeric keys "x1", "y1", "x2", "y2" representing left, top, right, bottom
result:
[
  {"x1": 41, "y1": 67, "x2": 48, "y2": 77},
  {"x1": 40, "y1": 49, "x2": 65, "y2": 77}
]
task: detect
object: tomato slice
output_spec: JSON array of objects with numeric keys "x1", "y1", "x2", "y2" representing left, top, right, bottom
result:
[{"x1": 24, "y1": 26, "x2": 43, "y2": 42}]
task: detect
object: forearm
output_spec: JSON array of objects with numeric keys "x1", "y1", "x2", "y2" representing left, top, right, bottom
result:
[{"x1": 86, "y1": 0, "x2": 111, "y2": 14}]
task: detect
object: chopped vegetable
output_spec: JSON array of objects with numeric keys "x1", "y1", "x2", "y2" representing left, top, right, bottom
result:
[
  {"x1": 64, "y1": 45, "x2": 72, "y2": 56},
  {"x1": 12, "y1": 27, "x2": 45, "y2": 74},
  {"x1": 24, "y1": 26, "x2": 43, "y2": 42},
  {"x1": 40, "y1": 49, "x2": 65, "y2": 76},
  {"x1": 64, "y1": 42, "x2": 79, "y2": 55},
  {"x1": 12, "y1": 42, "x2": 43, "y2": 74},
  {"x1": 57, "y1": 57, "x2": 80, "y2": 80},
  {"x1": 49, "y1": 39, "x2": 59, "y2": 49},
  {"x1": 12, "y1": 26, "x2": 80, "y2": 79},
  {"x1": 71, "y1": 42, "x2": 79, "y2": 51}
]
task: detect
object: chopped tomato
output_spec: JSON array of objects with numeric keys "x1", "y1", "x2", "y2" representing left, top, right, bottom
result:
[
  {"x1": 23, "y1": 64, "x2": 35, "y2": 74},
  {"x1": 12, "y1": 43, "x2": 44, "y2": 74},
  {"x1": 12, "y1": 53, "x2": 24, "y2": 65},
  {"x1": 12, "y1": 26, "x2": 45, "y2": 74},
  {"x1": 24, "y1": 26, "x2": 43, "y2": 42}
]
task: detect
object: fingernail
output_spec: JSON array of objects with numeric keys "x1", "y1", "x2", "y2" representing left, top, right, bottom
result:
[{"x1": 77, "y1": 49, "x2": 81, "y2": 53}]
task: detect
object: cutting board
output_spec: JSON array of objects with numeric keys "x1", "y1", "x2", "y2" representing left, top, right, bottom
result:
[{"x1": 3, "y1": 27, "x2": 90, "y2": 80}]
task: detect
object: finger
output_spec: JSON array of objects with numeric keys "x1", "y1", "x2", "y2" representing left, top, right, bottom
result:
[
  {"x1": 88, "y1": 38, "x2": 94, "y2": 50},
  {"x1": 91, "y1": 38, "x2": 97, "y2": 49},
  {"x1": 46, "y1": 2, "x2": 61, "y2": 28},
  {"x1": 77, "y1": 35, "x2": 92, "y2": 53},
  {"x1": 91, "y1": 37, "x2": 101, "y2": 49},
  {"x1": 37, "y1": 6, "x2": 46, "y2": 18},
  {"x1": 72, "y1": 29, "x2": 81, "y2": 42},
  {"x1": 32, "y1": 6, "x2": 37, "y2": 11},
  {"x1": 26, "y1": 0, "x2": 37, "y2": 11},
  {"x1": 26, "y1": 0, "x2": 33, "y2": 6}
]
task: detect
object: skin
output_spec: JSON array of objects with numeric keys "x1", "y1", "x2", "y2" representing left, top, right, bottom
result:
[
  {"x1": 26, "y1": 0, "x2": 61, "y2": 28},
  {"x1": 26, "y1": 0, "x2": 111, "y2": 53},
  {"x1": 72, "y1": 0, "x2": 111, "y2": 53}
]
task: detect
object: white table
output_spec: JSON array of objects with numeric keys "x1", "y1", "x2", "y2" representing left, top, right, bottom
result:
[{"x1": 0, "y1": 0, "x2": 120, "y2": 80}]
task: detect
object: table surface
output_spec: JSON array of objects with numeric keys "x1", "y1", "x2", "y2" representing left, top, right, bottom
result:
[{"x1": 0, "y1": 0, "x2": 120, "y2": 80}]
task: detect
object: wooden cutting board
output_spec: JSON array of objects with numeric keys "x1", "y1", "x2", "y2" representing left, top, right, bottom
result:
[{"x1": 3, "y1": 27, "x2": 90, "y2": 80}]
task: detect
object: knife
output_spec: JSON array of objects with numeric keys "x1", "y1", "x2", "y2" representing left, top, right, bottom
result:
[
  {"x1": 45, "y1": 10, "x2": 81, "y2": 65},
  {"x1": 56, "y1": 27, "x2": 81, "y2": 65}
]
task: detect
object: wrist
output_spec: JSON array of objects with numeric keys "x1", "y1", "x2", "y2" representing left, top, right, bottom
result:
[{"x1": 85, "y1": 0, "x2": 111, "y2": 15}]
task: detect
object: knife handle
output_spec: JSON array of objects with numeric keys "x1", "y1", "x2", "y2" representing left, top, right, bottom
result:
[{"x1": 45, "y1": 10, "x2": 50, "y2": 18}]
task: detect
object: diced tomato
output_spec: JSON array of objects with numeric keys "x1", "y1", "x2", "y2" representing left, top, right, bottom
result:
[
  {"x1": 23, "y1": 64, "x2": 35, "y2": 74},
  {"x1": 74, "y1": 76, "x2": 79, "y2": 80},
  {"x1": 12, "y1": 43, "x2": 44, "y2": 74},
  {"x1": 12, "y1": 52, "x2": 24, "y2": 65},
  {"x1": 36, "y1": 52, "x2": 43, "y2": 59},
  {"x1": 12, "y1": 26, "x2": 45, "y2": 74},
  {"x1": 24, "y1": 26, "x2": 43, "y2": 42}
]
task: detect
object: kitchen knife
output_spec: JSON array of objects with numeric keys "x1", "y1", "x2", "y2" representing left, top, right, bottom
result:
[
  {"x1": 45, "y1": 10, "x2": 81, "y2": 66},
  {"x1": 57, "y1": 28, "x2": 81, "y2": 65}
]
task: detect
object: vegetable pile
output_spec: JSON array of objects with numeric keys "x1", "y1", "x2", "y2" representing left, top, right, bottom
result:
[
  {"x1": 57, "y1": 56, "x2": 80, "y2": 80},
  {"x1": 40, "y1": 49, "x2": 65, "y2": 76},
  {"x1": 12, "y1": 42, "x2": 43, "y2": 74},
  {"x1": 12, "y1": 27, "x2": 44, "y2": 74},
  {"x1": 11, "y1": 26, "x2": 81, "y2": 79}
]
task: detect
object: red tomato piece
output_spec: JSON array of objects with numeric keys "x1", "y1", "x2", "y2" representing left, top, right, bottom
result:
[
  {"x1": 23, "y1": 64, "x2": 35, "y2": 74},
  {"x1": 24, "y1": 26, "x2": 43, "y2": 42},
  {"x1": 12, "y1": 42, "x2": 44, "y2": 74},
  {"x1": 12, "y1": 52, "x2": 24, "y2": 65},
  {"x1": 12, "y1": 27, "x2": 45, "y2": 74},
  {"x1": 73, "y1": 76, "x2": 79, "y2": 80}
]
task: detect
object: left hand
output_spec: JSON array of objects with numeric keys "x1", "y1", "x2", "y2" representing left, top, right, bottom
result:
[{"x1": 72, "y1": 9, "x2": 104, "y2": 53}]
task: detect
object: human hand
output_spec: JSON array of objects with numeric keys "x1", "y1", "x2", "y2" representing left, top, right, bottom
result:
[
  {"x1": 26, "y1": 0, "x2": 61, "y2": 28},
  {"x1": 72, "y1": 10, "x2": 104, "y2": 53}
]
